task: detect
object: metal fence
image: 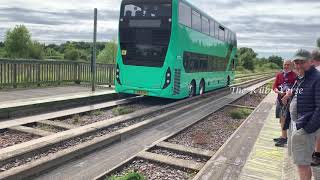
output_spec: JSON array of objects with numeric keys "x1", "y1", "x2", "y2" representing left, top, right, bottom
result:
[{"x1": 0, "y1": 59, "x2": 115, "y2": 88}]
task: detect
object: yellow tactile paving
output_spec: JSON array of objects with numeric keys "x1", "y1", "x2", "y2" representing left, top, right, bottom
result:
[
  {"x1": 239, "y1": 106, "x2": 285, "y2": 180},
  {"x1": 239, "y1": 105, "x2": 320, "y2": 180}
]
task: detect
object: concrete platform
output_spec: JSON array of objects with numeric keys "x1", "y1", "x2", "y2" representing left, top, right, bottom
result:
[
  {"x1": 239, "y1": 106, "x2": 320, "y2": 180},
  {"x1": 193, "y1": 92, "x2": 277, "y2": 180},
  {"x1": 0, "y1": 86, "x2": 115, "y2": 119}
]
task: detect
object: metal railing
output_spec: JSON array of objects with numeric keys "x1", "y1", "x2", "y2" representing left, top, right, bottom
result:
[{"x1": 0, "y1": 59, "x2": 115, "y2": 88}]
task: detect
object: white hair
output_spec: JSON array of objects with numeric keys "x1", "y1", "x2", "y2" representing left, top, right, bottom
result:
[{"x1": 283, "y1": 59, "x2": 292, "y2": 64}]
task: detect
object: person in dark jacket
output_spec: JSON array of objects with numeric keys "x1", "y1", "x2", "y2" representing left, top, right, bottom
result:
[
  {"x1": 284, "y1": 49, "x2": 320, "y2": 180},
  {"x1": 309, "y1": 49, "x2": 320, "y2": 166},
  {"x1": 272, "y1": 60, "x2": 297, "y2": 147}
]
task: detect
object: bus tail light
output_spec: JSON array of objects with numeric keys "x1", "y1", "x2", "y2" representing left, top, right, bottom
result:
[
  {"x1": 163, "y1": 68, "x2": 171, "y2": 89},
  {"x1": 116, "y1": 64, "x2": 122, "y2": 85}
]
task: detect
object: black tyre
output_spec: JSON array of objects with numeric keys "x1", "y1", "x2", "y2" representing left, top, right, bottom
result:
[
  {"x1": 227, "y1": 76, "x2": 231, "y2": 86},
  {"x1": 189, "y1": 81, "x2": 196, "y2": 97},
  {"x1": 199, "y1": 80, "x2": 205, "y2": 95}
]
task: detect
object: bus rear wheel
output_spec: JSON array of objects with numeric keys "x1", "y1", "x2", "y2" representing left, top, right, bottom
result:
[
  {"x1": 227, "y1": 76, "x2": 231, "y2": 86},
  {"x1": 199, "y1": 80, "x2": 205, "y2": 95},
  {"x1": 189, "y1": 81, "x2": 196, "y2": 97}
]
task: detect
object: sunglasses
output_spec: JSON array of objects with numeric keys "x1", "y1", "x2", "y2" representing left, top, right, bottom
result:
[{"x1": 294, "y1": 60, "x2": 307, "y2": 64}]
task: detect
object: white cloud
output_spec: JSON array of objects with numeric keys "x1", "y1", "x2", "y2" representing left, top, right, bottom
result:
[{"x1": 0, "y1": 0, "x2": 319, "y2": 58}]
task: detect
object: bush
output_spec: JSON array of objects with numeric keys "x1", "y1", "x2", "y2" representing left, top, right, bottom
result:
[
  {"x1": 64, "y1": 48, "x2": 80, "y2": 61},
  {"x1": 29, "y1": 41, "x2": 44, "y2": 60},
  {"x1": 112, "y1": 106, "x2": 134, "y2": 116},
  {"x1": 108, "y1": 171, "x2": 145, "y2": 180},
  {"x1": 46, "y1": 56, "x2": 64, "y2": 60},
  {"x1": 230, "y1": 108, "x2": 252, "y2": 119},
  {"x1": 0, "y1": 47, "x2": 7, "y2": 58},
  {"x1": 263, "y1": 62, "x2": 280, "y2": 70},
  {"x1": 236, "y1": 66, "x2": 246, "y2": 72}
]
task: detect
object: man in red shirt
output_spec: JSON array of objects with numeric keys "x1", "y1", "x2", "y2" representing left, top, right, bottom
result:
[{"x1": 273, "y1": 59, "x2": 297, "y2": 147}]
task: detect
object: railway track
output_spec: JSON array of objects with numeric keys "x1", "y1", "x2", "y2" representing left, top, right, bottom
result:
[
  {"x1": 95, "y1": 79, "x2": 273, "y2": 180},
  {"x1": 0, "y1": 75, "x2": 273, "y2": 180}
]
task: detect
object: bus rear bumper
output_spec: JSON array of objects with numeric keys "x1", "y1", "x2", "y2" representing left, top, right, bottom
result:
[{"x1": 115, "y1": 85, "x2": 182, "y2": 99}]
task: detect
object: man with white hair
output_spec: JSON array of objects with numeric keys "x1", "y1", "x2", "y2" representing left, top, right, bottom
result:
[{"x1": 272, "y1": 59, "x2": 297, "y2": 147}]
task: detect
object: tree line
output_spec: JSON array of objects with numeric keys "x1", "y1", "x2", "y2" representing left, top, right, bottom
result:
[
  {"x1": 0, "y1": 25, "x2": 117, "y2": 64},
  {"x1": 237, "y1": 38, "x2": 320, "y2": 72},
  {"x1": 237, "y1": 47, "x2": 283, "y2": 72},
  {"x1": 1, "y1": 25, "x2": 319, "y2": 70}
]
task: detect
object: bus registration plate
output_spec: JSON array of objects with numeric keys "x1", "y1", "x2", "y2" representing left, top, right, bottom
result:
[{"x1": 136, "y1": 90, "x2": 148, "y2": 96}]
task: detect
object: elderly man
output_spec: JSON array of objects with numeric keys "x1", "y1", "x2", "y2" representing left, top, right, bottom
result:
[
  {"x1": 283, "y1": 49, "x2": 320, "y2": 180},
  {"x1": 273, "y1": 60, "x2": 297, "y2": 147}
]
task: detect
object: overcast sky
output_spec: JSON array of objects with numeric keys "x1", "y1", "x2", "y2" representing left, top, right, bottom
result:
[{"x1": 0, "y1": 0, "x2": 319, "y2": 58}]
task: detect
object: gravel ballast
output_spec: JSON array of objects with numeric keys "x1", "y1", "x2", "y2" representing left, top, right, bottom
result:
[
  {"x1": 108, "y1": 159, "x2": 197, "y2": 180},
  {"x1": 167, "y1": 92, "x2": 267, "y2": 151},
  {"x1": 148, "y1": 147, "x2": 209, "y2": 163},
  {"x1": 0, "y1": 130, "x2": 40, "y2": 150},
  {"x1": 167, "y1": 106, "x2": 245, "y2": 151}
]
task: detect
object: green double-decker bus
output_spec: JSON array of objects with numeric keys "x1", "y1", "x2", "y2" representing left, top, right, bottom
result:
[{"x1": 115, "y1": 0, "x2": 237, "y2": 99}]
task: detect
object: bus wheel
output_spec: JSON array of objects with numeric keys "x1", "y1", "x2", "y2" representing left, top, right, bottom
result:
[
  {"x1": 199, "y1": 80, "x2": 205, "y2": 95},
  {"x1": 189, "y1": 81, "x2": 196, "y2": 97},
  {"x1": 227, "y1": 76, "x2": 231, "y2": 86}
]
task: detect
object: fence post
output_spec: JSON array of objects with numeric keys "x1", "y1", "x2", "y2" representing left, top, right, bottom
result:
[
  {"x1": 37, "y1": 63, "x2": 41, "y2": 87},
  {"x1": 58, "y1": 63, "x2": 61, "y2": 85},
  {"x1": 74, "y1": 62, "x2": 79, "y2": 84},
  {"x1": 13, "y1": 63, "x2": 17, "y2": 88},
  {"x1": 108, "y1": 66, "x2": 113, "y2": 87},
  {"x1": 77, "y1": 63, "x2": 81, "y2": 84}
]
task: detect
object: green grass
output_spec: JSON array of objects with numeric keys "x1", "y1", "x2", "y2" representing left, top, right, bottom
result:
[
  {"x1": 89, "y1": 110, "x2": 103, "y2": 116},
  {"x1": 229, "y1": 108, "x2": 253, "y2": 119},
  {"x1": 72, "y1": 114, "x2": 81, "y2": 124},
  {"x1": 112, "y1": 106, "x2": 134, "y2": 116},
  {"x1": 266, "y1": 81, "x2": 274, "y2": 90},
  {"x1": 107, "y1": 171, "x2": 145, "y2": 180}
]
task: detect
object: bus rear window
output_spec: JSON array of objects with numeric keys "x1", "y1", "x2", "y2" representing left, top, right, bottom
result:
[{"x1": 122, "y1": 3, "x2": 171, "y2": 17}]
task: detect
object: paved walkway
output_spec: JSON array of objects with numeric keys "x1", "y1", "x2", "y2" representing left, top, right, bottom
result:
[
  {"x1": 240, "y1": 106, "x2": 320, "y2": 180},
  {"x1": 0, "y1": 86, "x2": 113, "y2": 103}
]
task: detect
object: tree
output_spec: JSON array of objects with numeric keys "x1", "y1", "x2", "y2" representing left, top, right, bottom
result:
[
  {"x1": 46, "y1": 44, "x2": 61, "y2": 53},
  {"x1": 0, "y1": 47, "x2": 6, "y2": 58},
  {"x1": 4, "y1": 25, "x2": 32, "y2": 58},
  {"x1": 237, "y1": 47, "x2": 257, "y2": 71},
  {"x1": 97, "y1": 40, "x2": 118, "y2": 64},
  {"x1": 29, "y1": 41, "x2": 44, "y2": 60},
  {"x1": 268, "y1": 55, "x2": 283, "y2": 68},
  {"x1": 317, "y1": 38, "x2": 320, "y2": 48},
  {"x1": 0, "y1": 42, "x2": 4, "y2": 48},
  {"x1": 240, "y1": 52, "x2": 255, "y2": 71}
]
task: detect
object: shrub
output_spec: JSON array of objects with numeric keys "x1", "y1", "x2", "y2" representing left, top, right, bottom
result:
[
  {"x1": 230, "y1": 108, "x2": 252, "y2": 119},
  {"x1": 90, "y1": 110, "x2": 103, "y2": 116},
  {"x1": 72, "y1": 114, "x2": 81, "y2": 124},
  {"x1": 64, "y1": 48, "x2": 80, "y2": 61},
  {"x1": 112, "y1": 106, "x2": 134, "y2": 116},
  {"x1": 29, "y1": 41, "x2": 44, "y2": 60}
]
